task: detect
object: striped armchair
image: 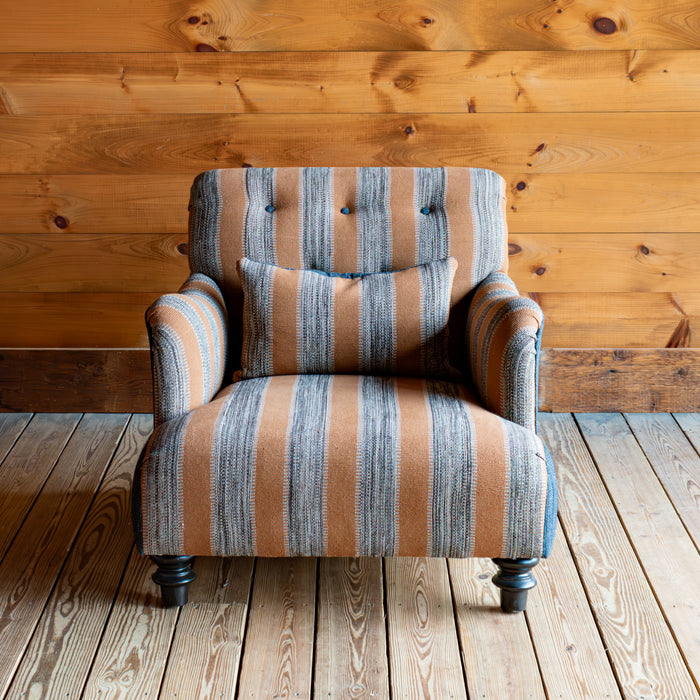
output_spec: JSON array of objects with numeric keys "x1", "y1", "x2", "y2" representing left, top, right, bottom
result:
[{"x1": 133, "y1": 167, "x2": 557, "y2": 613}]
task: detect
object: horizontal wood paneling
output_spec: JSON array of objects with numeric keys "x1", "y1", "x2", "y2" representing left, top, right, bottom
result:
[
  {"x1": 0, "y1": 293, "x2": 159, "y2": 347},
  {"x1": 2, "y1": 173, "x2": 699, "y2": 235},
  {"x1": 508, "y1": 233, "x2": 700, "y2": 293},
  {"x1": 0, "y1": 234, "x2": 188, "y2": 292},
  {"x1": 1, "y1": 113, "x2": 699, "y2": 175},
  {"x1": 2, "y1": 0, "x2": 699, "y2": 52},
  {"x1": 2, "y1": 51, "x2": 700, "y2": 115},
  {"x1": 533, "y1": 292, "x2": 700, "y2": 348}
]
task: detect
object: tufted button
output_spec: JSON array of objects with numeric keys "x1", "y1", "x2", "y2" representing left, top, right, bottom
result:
[
  {"x1": 420, "y1": 206, "x2": 431, "y2": 215},
  {"x1": 265, "y1": 204, "x2": 275, "y2": 213},
  {"x1": 340, "y1": 206, "x2": 351, "y2": 215}
]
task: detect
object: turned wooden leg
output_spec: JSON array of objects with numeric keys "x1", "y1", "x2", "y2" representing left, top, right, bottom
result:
[
  {"x1": 492, "y1": 558, "x2": 539, "y2": 613},
  {"x1": 150, "y1": 555, "x2": 196, "y2": 607}
]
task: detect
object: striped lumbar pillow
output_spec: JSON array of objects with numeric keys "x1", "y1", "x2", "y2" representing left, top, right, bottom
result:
[{"x1": 235, "y1": 256, "x2": 459, "y2": 380}]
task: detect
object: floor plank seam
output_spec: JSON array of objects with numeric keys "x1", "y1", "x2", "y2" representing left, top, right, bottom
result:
[
  {"x1": 445, "y1": 559, "x2": 472, "y2": 699},
  {"x1": 233, "y1": 556, "x2": 257, "y2": 700},
  {"x1": 381, "y1": 557, "x2": 393, "y2": 700}
]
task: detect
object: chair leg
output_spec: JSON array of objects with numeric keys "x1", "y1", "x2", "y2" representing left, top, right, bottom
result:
[
  {"x1": 150, "y1": 555, "x2": 196, "y2": 607},
  {"x1": 492, "y1": 557, "x2": 539, "y2": 613}
]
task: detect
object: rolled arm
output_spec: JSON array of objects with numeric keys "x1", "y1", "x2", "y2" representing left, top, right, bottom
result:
[
  {"x1": 146, "y1": 273, "x2": 228, "y2": 427},
  {"x1": 466, "y1": 272, "x2": 544, "y2": 432}
]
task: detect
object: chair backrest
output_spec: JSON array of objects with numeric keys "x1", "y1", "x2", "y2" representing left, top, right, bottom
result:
[{"x1": 188, "y1": 167, "x2": 509, "y2": 367}]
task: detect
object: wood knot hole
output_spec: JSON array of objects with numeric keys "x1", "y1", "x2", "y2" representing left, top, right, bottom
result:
[
  {"x1": 593, "y1": 17, "x2": 617, "y2": 34},
  {"x1": 422, "y1": 17, "x2": 433, "y2": 24},
  {"x1": 195, "y1": 43, "x2": 217, "y2": 52},
  {"x1": 177, "y1": 243, "x2": 188, "y2": 255},
  {"x1": 639, "y1": 245, "x2": 650, "y2": 255},
  {"x1": 508, "y1": 243, "x2": 522, "y2": 256},
  {"x1": 404, "y1": 125, "x2": 414, "y2": 135},
  {"x1": 187, "y1": 16, "x2": 199, "y2": 24},
  {"x1": 54, "y1": 215, "x2": 68, "y2": 229},
  {"x1": 535, "y1": 266, "x2": 546, "y2": 276},
  {"x1": 516, "y1": 181, "x2": 527, "y2": 191}
]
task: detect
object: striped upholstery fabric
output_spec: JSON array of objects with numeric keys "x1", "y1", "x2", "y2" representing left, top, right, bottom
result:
[
  {"x1": 188, "y1": 167, "x2": 509, "y2": 374},
  {"x1": 134, "y1": 374, "x2": 555, "y2": 559},
  {"x1": 236, "y1": 256, "x2": 458, "y2": 380},
  {"x1": 146, "y1": 274, "x2": 228, "y2": 426},
  {"x1": 467, "y1": 272, "x2": 544, "y2": 433}
]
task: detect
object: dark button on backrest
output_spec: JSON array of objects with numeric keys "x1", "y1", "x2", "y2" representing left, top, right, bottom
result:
[
  {"x1": 420, "y1": 206, "x2": 431, "y2": 215},
  {"x1": 265, "y1": 204, "x2": 275, "y2": 213},
  {"x1": 340, "y1": 207, "x2": 351, "y2": 215}
]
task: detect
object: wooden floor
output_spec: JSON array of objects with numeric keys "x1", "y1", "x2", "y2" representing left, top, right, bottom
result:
[{"x1": 0, "y1": 412, "x2": 699, "y2": 699}]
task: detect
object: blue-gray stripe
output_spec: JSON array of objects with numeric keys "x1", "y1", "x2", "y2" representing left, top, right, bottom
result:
[
  {"x1": 189, "y1": 170, "x2": 223, "y2": 284},
  {"x1": 244, "y1": 168, "x2": 277, "y2": 263},
  {"x1": 356, "y1": 376, "x2": 398, "y2": 555},
  {"x1": 357, "y1": 167, "x2": 392, "y2": 272},
  {"x1": 239, "y1": 259, "x2": 276, "y2": 377},
  {"x1": 415, "y1": 167, "x2": 449, "y2": 264},
  {"x1": 297, "y1": 271, "x2": 335, "y2": 373},
  {"x1": 301, "y1": 167, "x2": 333, "y2": 270},
  {"x1": 360, "y1": 271, "x2": 396, "y2": 373},
  {"x1": 143, "y1": 412, "x2": 190, "y2": 554},
  {"x1": 502, "y1": 424, "x2": 546, "y2": 558},
  {"x1": 286, "y1": 375, "x2": 332, "y2": 556},
  {"x1": 149, "y1": 319, "x2": 191, "y2": 426},
  {"x1": 426, "y1": 379, "x2": 475, "y2": 557},
  {"x1": 470, "y1": 169, "x2": 507, "y2": 283},
  {"x1": 213, "y1": 377, "x2": 270, "y2": 556},
  {"x1": 419, "y1": 259, "x2": 453, "y2": 377}
]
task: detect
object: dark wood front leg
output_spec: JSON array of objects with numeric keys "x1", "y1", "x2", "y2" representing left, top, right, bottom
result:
[
  {"x1": 150, "y1": 555, "x2": 196, "y2": 607},
  {"x1": 492, "y1": 557, "x2": 539, "y2": 613}
]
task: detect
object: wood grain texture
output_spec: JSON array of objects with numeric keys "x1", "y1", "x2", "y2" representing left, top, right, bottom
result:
[
  {"x1": 674, "y1": 411, "x2": 700, "y2": 452},
  {"x1": 509, "y1": 233, "x2": 700, "y2": 293},
  {"x1": 1, "y1": 0, "x2": 699, "y2": 51},
  {"x1": 506, "y1": 173, "x2": 700, "y2": 234},
  {"x1": 0, "y1": 234, "x2": 188, "y2": 292},
  {"x1": 6, "y1": 414, "x2": 151, "y2": 700},
  {"x1": 0, "y1": 174, "x2": 190, "y2": 233},
  {"x1": 525, "y1": 533, "x2": 623, "y2": 700},
  {"x1": 159, "y1": 557, "x2": 255, "y2": 699},
  {"x1": 2, "y1": 51, "x2": 699, "y2": 115},
  {"x1": 0, "y1": 349, "x2": 153, "y2": 413},
  {"x1": 81, "y1": 549, "x2": 179, "y2": 699},
  {"x1": 315, "y1": 558, "x2": 389, "y2": 698},
  {"x1": 237, "y1": 558, "x2": 317, "y2": 698},
  {"x1": 0, "y1": 413, "x2": 128, "y2": 697},
  {"x1": 539, "y1": 349, "x2": 700, "y2": 413},
  {"x1": 385, "y1": 557, "x2": 466, "y2": 699},
  {"x1": 0, "y1": 412, "x2": 31, "y2": 463},
  {"x1": 448, "y1": 558, "x2": 545, "y2": 699},
  {"x1": 576, "y1": 412, "x2": 700, "y2": 683},
  {"x1": 1, "y1": 113, "x2": 699, "y2": 175},
  {"x1": 0, "y1": 413, "x2": 80, "y2": 557},
  {"x1": 625, "y1": 412, "x2": 700, "y2": 550},
  {"x1": 3, "y1": 173, "x2": 700, "y2": 236},
  {"x1": 0, "y1": 292, "x2": 160, "y2": 347},
  {"x1": 533, "y1": 292, "x2": 700, "y2": 348},
  {"x1": 540, "y1": 413, "x2": 700, "y2": 700}
]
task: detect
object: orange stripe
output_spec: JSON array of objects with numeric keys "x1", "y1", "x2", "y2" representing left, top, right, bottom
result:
[
  {"x1": 444, "y1": 168, "x2": 475, "y2": 299},
  {"x1": 333, "y1": 277, "x2": 360, "y2": 372},
  {"x1": 325, "y1": 375, "x2": 360, "y2": 556},
  {"x1": 180, "y1": 387, "x2": 235, "y2": 555},
  {"x1": 269, "y1": 266, "x2": 298, "y2": 375},
  {"x1": 395, "y1": 377, "x2": 431, "y2": 556},
  {"x1": 274, "y1": 168, "x2": 302, "y2": 268},
  {"x1": 393, "y1": 265, "x2": 422, "y2": 376},
  {"x1": 390, "y1": 168, "x2": 418, "y2": 269},
  {"x1": 459, "y1": 384, "x2": 508, "y2": 557},
  {"x1": 332, "y1": 167, "x2": 359, "y2": 272},
  {"x1": 253, "y1": 375, "x2": 296, "y2": 556}
]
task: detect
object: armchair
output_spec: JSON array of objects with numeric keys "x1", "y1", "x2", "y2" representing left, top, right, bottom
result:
[{"x1": 132, "y1": 167, "x2": 557, "y2": 613}]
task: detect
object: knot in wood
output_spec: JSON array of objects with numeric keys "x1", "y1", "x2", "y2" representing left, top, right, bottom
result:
[
  {"x1": 593, "y1": 17, "x2": 617, "y2": 34},
  {"x1": 54, "y1": 215, "x2": 68, "y2": 229}
]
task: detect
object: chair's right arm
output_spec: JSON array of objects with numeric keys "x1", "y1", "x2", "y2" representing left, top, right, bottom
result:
[{"x1": 146, "y1": 273, "x2": 228, "y2": 427}]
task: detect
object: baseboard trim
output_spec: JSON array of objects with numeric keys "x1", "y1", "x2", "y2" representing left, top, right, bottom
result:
[{"x1": 1, "y1": 347, "x2": 699, "y2": 413}]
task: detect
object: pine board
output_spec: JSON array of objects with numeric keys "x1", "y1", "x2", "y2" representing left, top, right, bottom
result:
[
  {"x1": 6, "y1": 414, "x2": 151, "y2": 699},
  {"x1": 1, "y1": 51, "x2": 699, "y2": 114},
  {"x1": 1, "y1": 113, "x2": 699, "y2": 175},
  {"x1": 0, "y1": 412, "x2": 31, "y2": 463},
  {"x1": 576, "y1": 412, "x2": 700, "y2": 684},
  {"x1": 540, "y1": 413, "x2": 699, "y2": 699}
]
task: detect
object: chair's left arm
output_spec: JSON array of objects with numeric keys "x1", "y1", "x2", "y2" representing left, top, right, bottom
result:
[
  {"x1": 466, "y1": 271, "x2": 544, "y2": 433},
  {"x1": 146, "y1": 273, "x2": 228, "y2": 427}
]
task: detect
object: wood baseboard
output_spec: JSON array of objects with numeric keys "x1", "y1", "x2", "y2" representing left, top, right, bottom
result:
[{"x1": 1, "y1": 347, "x2": 699, "y2": 413}]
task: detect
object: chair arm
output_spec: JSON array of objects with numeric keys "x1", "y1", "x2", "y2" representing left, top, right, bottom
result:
[
  {"x1": 466, "y1": 272, "x2": 544, "y2": 432},
  {"x1": 146, "y1": 273, "x2": 228, "y2": 426}
]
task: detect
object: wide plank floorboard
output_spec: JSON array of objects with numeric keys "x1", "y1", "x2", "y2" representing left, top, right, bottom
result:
[{"x1": 0, "y1": 412, "x2": 698, "y2": 699}]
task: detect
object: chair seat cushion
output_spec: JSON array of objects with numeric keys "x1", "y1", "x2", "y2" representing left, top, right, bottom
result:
[{"x1": 135, "y1": 375, "x2": 555, "y2": 560}]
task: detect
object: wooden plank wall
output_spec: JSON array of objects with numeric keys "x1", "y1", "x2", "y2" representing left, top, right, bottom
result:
[{"x1": 1, "y1": 0, "x2": 699, "y2": 412}]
